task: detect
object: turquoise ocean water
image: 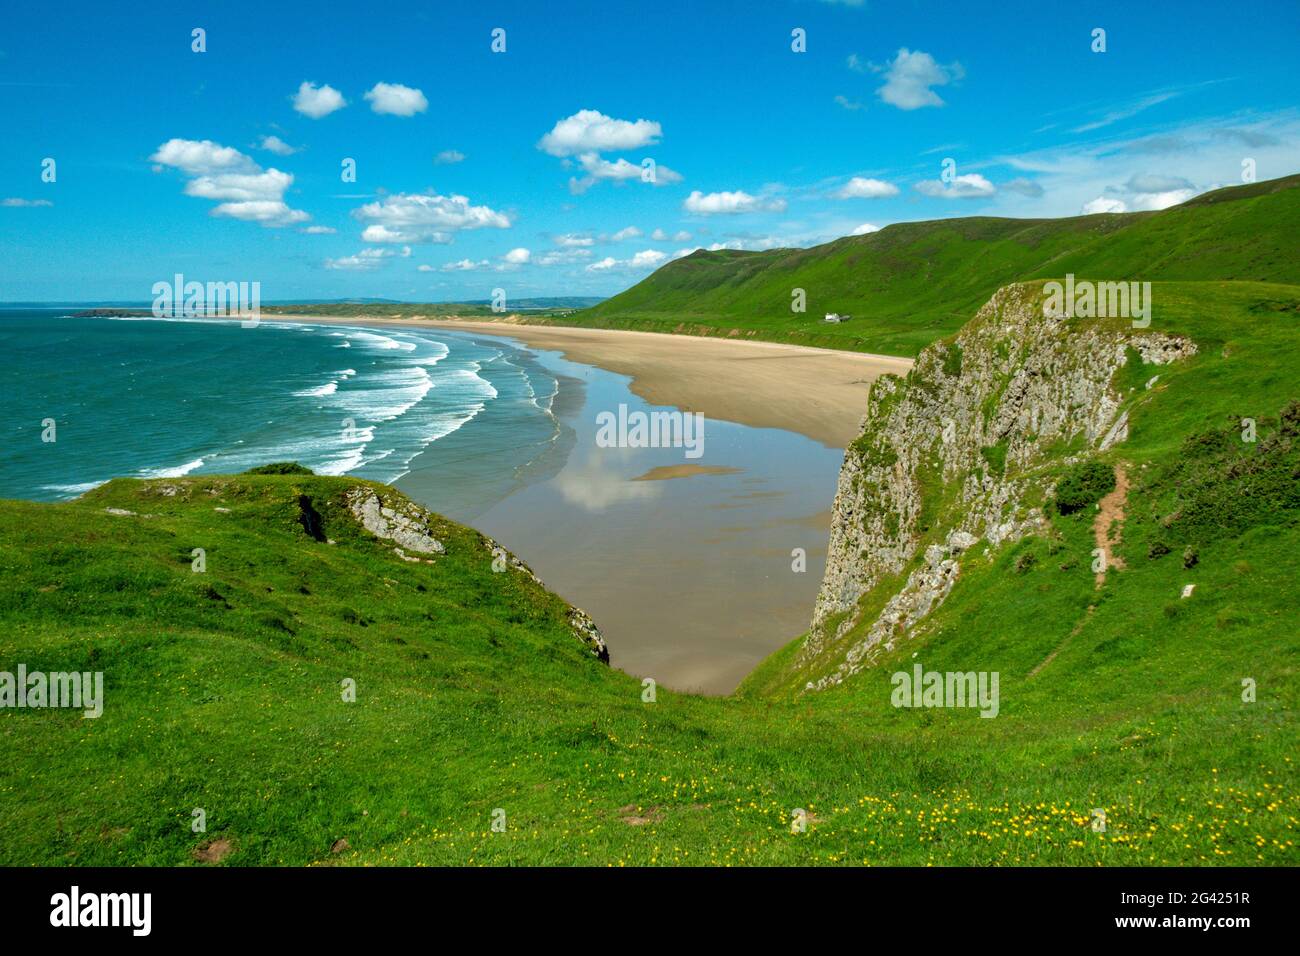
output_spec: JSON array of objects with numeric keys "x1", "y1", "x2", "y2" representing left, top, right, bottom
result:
[{"x1": 0, "y1": 309, "x2": 573, "y2": 518}]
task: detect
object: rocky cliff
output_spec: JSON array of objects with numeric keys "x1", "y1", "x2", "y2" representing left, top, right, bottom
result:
[{"x1": 801, "y1": 282, "x2": 1197, "y2": 690}]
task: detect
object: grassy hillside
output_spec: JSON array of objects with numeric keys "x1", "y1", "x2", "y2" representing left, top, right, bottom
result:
[
  {"x1": 2, "y1": 281, "x2": 1296, "y2": 867},
  {"x1": 571, "y1": 175, "x2": 1300, "y2": 356}
]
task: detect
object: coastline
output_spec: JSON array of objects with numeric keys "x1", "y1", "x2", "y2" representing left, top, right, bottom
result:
[{"x1": 260, "y1": 314, "x2": 913, "y2": 448}]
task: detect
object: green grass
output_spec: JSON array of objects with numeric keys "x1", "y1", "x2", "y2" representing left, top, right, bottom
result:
[
  {"x1": 1, "y1": 275, "x2": 1297, "y2": 865},
  {"x1": 566, "y1": 175, "x2": 1300, "y2": 356}
]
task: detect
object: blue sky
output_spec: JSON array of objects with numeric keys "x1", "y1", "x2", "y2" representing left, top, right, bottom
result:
[{"x1": 2, "y1": 0, "x2": 1297, "y2": 302}]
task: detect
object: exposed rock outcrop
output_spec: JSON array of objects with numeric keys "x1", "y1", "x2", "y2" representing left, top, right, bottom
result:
[
  {"x1": 345, "y1": 488, "x2": 446, "y2": 556},
  {"x1": 803, "y1": 282, "x2": 1197, "y2": 689}
]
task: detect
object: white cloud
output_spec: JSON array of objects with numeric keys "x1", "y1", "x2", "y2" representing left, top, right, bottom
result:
[
  {"x1": 832, "y1": 176, "x2": 899, "y2": 199},
  {"x1": 365, "y1": 82, "x2": 428, "y2": 117},
  {"x1": 852, "y1": 222, "x2": 880, "y2": 235},
  {"x1": 555, "y1": 234, "x2": 594, "y2": 247},
  {"x1": 301, "y1": 225, "x2": 336, "y2": 234},
  {"x1": 611, "y1": 226, "x2": 642, "y2": 241},
  {"x1": 184, "y1": 169, "x2": 294, "y2": 203},
  {"x1": 352, "y1": 191, "x2": 511, "y2": 243},
  {"x1": 629, "y1": 249, "x2": 666, "y2": 268},
  {"x1": 586, "y1": 249, "x2": 666, "y2": 272},
  {"x1": 434, "y1": 149, "x2": 465, "y2": 165},
  {"x1": 683, "y1": 190, "x2": 786, "y2": 215},
  {"x1": 874, "y1": 48, "x2": 963, "y2": 110},
  {"x1": 536, "y1": 247, "x2": 593, "y2": 266},
  {"x1": 538, "y1": 109, "x2": 662, "y2": 157},
  {"x1": 212, "y1": 200, "x2": 309, "y2": 225},
  {"x1": 568, "y1": 153, "x2": 682, "y2": 194},
  {"x1": 360, "y1": 224, "x2": 451, "y2": 244},
  {"x1": 835, "y1": 94, "x2": 865, "y2": 111},
  {"x1": 1081, "y1": 196, "x2": 1127, "y2": 215},
  {"x1": 2, "y1": 198, "x2": 53, "y2": 207},
  {"x1": 150, "y1": 138, "x2": 252, "y2": 175},
  {"x1": 914, "y1": 173, "x2": 996, "y2": 199},
  {"x1": 673, "y1": 229, "x2": 691, "y2": 241},
  {"x1": 258, "y1": 135, "x2": 298, "y2": 156},
  {"x1": 293, "y1": 81, "x2": 347, "y2": 119},
  {"x1": 151, "y1": 138, "x2": 309, "y2": 227},
  {"x1": 440, "y1": 258, "x2": 490, "y2": 271},
  {"x1": 503, "y1": 247, "x2": 531, "y2": 264},
  {"x1": 325, "y1": 246, "x2": 412, "y2": 271},
  {"x1": 1129, "y1": 189, "x2": 1196, "y2": 211},
  {"x1": 650, "y1": 228, "x2": 669, "y2": 241}
]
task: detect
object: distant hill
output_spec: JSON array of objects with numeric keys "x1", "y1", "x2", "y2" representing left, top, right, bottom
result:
[{"x1": 577, "y1": 174, "x2": 1300, "y2": 356}]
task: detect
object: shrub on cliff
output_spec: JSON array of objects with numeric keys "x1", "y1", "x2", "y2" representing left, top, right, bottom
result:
[
  {"x1": 1054, "y1": 461, "x2": 1115, "y2": 515},
  {"x1": 244, "y1": 462, "x2": 315, "y2": 476}
]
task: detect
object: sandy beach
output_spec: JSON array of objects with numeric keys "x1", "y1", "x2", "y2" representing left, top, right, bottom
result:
[{"x1": 264, "y1": 315, "x2": 913, "y2": 447}]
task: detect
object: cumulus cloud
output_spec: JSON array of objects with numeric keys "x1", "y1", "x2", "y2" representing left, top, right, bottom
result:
[
  {"x1": 874, "y1": 49, "x2": 963, "y2": 110},
  {"x1": 1129, "y1": 189, "x2": 1198, "y2": 211},
  {"x1": 832, "y1": 176, "x2": 899, "y2": 199},
  {"x1": 150, "y1": 138, "x2": 251, "y2": 175},
  {"x1": 151, "y1": 138, "x2": 309, "y2": 226},
  {"x1": 538, "y1": 109, "x2": 662, "y2": 157},
  {"x1": 586, "y1": 249, "x2": 667, "y2": 272},
  {"x1": 555, "y1": 234, "x2": 595, "y2": 247},
  {"x1": 834, "y1": 94, "x2": 865, "y2": 111},
  {"x1": 360, "y1": 224, "x2": 451, "y2": 244},
  {"x1": 352, "y1": 191, "x2": 512, "y2": 243},
  {"x1": 293, "y1": 81, "x2": 347, "y2": 119},
  {"x1": 1081, "y1": 196, "x2": 1127, "y2": 215},
  {"x1": 434, "y1": 149, "x2": 465, "y2": 165},
  {"x1": 852, "y1": 222, "x2": 880, "y2": 235},
  {"x1": 365, "y1": 82, "x2": 428, "y2": 117},
  {"x1": 611, "y1": 226, "x2": 642, "y2": 241},
  {"x1": 914, "y1": 173, "x2": 996, "y2": 199},
  {"x1": 502, "y1": 247, "x2": 531, "y2": 264},
  {"x1": 258, "y1": 135, "x2": 298, "y2": 156},
  {"x1": 568, "y1": 153, "x2": 682, "y2": 194},
  {"x1": 325, "y1": 246, "x2": 412, "y2": 271},
  {"x1": 683, "y1": 190, "x2": 786, "y2": 215},
  {"x1": 2, "y1": 197, "x2": 53, "y2": 207},
  {"x1": 301, "y1": 225, "x2": 336, "y2": 234}
]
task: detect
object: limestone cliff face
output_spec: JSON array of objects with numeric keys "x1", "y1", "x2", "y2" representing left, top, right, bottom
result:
[{"x1": 802, "y1": 282, "x2": 1196, "y2": 690}]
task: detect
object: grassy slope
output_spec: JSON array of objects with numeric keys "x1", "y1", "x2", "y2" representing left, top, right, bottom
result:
[
  {"x1": 568, "y1": 175, "x2": 1300, "y2": 356},
  {"x1": 1, "y1": 281, "x2": 1296, "y2": 867}
]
